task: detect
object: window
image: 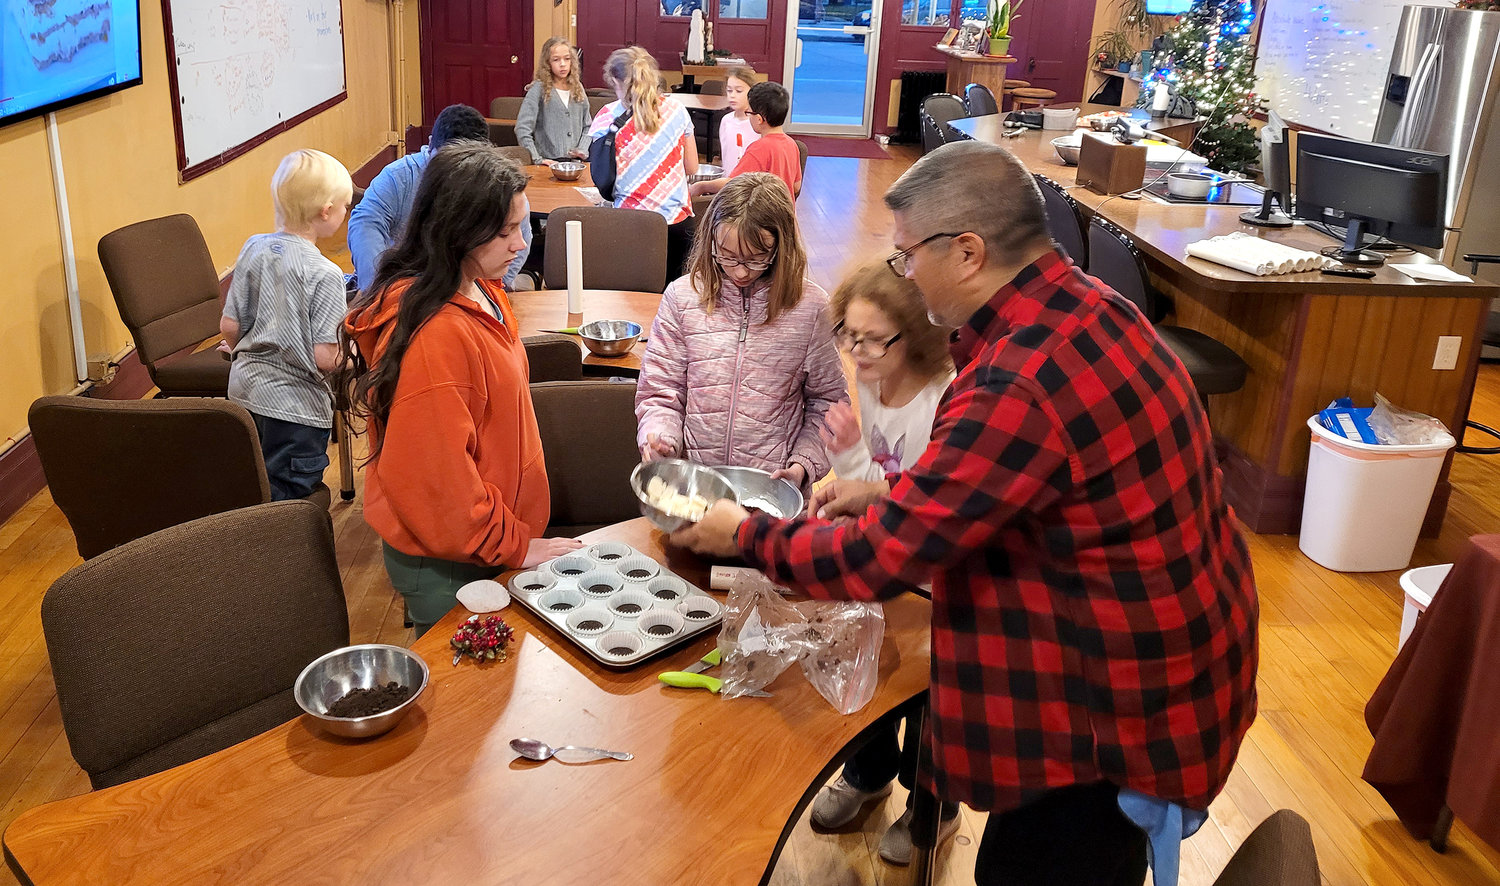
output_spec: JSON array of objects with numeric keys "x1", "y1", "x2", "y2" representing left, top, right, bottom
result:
[
  {"x1": 903, "y1": 0, "x2": 951, "y2": 26},
  {"x1": 721, "y1": 0, "x2": 768, "y2": 20},
  {"x1": 955, "y1": 0, "x2": 987, "y2": 25}
]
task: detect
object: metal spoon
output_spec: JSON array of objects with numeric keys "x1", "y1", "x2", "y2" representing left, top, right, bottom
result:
[{"x1": 509, "y1": 737, "x2": 633, "y2": 762}]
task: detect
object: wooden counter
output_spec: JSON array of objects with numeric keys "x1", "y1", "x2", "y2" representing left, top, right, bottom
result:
[
  {"x1": 933, "y1": 44, "x2": 1015, "y2": 97},
  {"x1": 950, "y1": 110, "x2": 1498, "y2": 534}
]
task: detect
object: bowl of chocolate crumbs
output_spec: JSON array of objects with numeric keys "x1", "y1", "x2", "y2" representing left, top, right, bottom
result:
[{"x1": 295, "y1": 644, "x2": 430, "y2": 739}]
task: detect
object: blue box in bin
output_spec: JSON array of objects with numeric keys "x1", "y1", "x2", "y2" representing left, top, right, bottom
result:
[{"x1": 1316, "y1": 398, "x2": 1379, "y2": 444}]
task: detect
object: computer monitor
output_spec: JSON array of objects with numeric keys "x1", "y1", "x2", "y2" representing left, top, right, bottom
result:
[
  {"x1": 1295, "y1": 132, "x2": 1449, "y2": 266},
  {"x1": 1241, "y1": 111, "x2": 1293, "y2": 228}
]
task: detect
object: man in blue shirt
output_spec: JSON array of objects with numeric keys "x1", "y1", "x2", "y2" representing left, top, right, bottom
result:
[{"x1": 348, "y1": 104, "x2": 531, "y2": 290}]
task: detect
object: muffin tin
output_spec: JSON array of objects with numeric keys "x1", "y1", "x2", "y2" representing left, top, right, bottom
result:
[{"x1": 508, "y1": 543, "x2": 722, "y2": 668}]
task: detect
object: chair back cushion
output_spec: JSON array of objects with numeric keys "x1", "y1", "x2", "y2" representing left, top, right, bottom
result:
[
  {"x1": 97, "y1": 214, "x2": 223, "y2": 367},
  {"x1": 794, "y1": 138, "x2": 808, "y2": 175},
  {"x1": 494, "y1": 145, "x2": 533, "y2": 167},
  {"x1": 543, "y1": 207, "x2": 669, "y2": 292},
  {"x1": 522, "y1": 334, "x2": 584, "y2": 382},
  {"x1": 42, "y1": 500, "x2": 350, "y2": 789},
  {"x1": 531, "y1": 380, "x2": 642, "y2": 531},
  {"x1": 29, "y1": 396, "x2": 271, "y2": 560},
  {"x1": 489, "y1": 96, "x2": 524, "y2": 118},
  {"x1": 964, "y1": 83, "x2": 999, "y2": 116},
  {"x1": 1213, "y1": 809, "x2": 1319, "y2": 886},
  {"x1": 1086, "y1": 218, "x2": 1152, "y2": 316},
  {"x1": 1035, "y1": 175, "x2": 1088, "y2": 266}
]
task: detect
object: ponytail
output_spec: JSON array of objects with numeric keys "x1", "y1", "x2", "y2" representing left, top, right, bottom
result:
[{"x1": 604, "y1": 47, "x2": 663, "y2": 134}]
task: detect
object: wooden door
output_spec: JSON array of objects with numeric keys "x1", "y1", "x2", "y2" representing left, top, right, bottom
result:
[
  {"x1": 420, "y1": 0, "x2": 533, "y2": 124},
  {"x1": 1006, "y1": 0, "x2": 1093, "y2": 102}
]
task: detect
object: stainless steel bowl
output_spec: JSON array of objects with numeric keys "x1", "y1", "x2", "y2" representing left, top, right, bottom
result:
[
  {"x1": 630, "y1": 458, "x2": 739, "y2": 533},
  {"x1": 578, "y1": 320, "x2": 642, "y2": 357},
  {"x1": 294, "y1": 644, "x2": 430, "y2": 739},
  {"x1": 550, "y1": 161, "x2": 585, "y2": 181},
  {"x1": 1051, "y1": 136, "x2": 1082, "y2": 166},
  {"x1": 688, "y1": 162, "x2": 724, "y2": 184},
  {"x1": 712, "y1": 465, "x2": 805, "y2": 520}
]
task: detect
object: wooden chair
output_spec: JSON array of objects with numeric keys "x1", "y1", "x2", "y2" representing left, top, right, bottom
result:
[
  {"x1": 97, "y1": 214, "x2": 230, "y2": 398},
  {"x1": 42, "y1": 500, "x2": 350, "y2": 789},
  {"x1": 1086, "y1": 218, "x2": 1248, "y2": 402},
  {"x1": 920, "y1": 93, "x2": 967, "y2": 154},
  {"x1": 542, "y1": 206, "x2": 669, "y2": 293},
  {"x1": 964, "y1": 83, "x2": 1000, "y2": 116},
  {"x1": 28, "y1": 396, "x2": 330, "y2": 560},
  {"x1": 531, "y1": 380, "x2": 643, "y2": 537},
  {"x1": 1034, "y1": 175, "x2": 1087, "y2": 266},
  {"x1": 1212, "y1": 809, "x2": 1319, "y2": 885}
]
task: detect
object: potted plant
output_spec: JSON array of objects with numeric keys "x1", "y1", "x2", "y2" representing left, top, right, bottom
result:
[{"x1": 988, "y1": 0, "x2": 1023, "y2": 56}]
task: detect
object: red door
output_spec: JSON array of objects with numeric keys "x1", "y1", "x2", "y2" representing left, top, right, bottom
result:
[
  {"x1": 420, "y1": 0, "x2": 533, "y2": 124},
  {"x1": 1006, "y1": 0, "x2": 1094, "y2": 103},
  {"x1": 578, "y1": 0, "x2": 786, "y2": 90}
]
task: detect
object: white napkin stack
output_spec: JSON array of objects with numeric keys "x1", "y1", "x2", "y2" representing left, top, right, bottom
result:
[
  {"x1": 1389, "y1": 263, "x2": 1473, "y2": 283},
  {"x1": 1184, "y1": 232, "x2": 1332, "y2": 276}
]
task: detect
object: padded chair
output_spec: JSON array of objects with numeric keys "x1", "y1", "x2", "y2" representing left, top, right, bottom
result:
[
  {"x1": 1212, "y1": 809, "x2": 1319, "y2": 886},
  {"x1": 494, "y1": 145, "x2": 533, "y2": 166},
  {"x1": 1086, "y1": 218, "x2": 1249, "y2": 401},
  {"x1": 586, "y1": 87, "x2": 615, "y2": 97},
  {"x1": 531, "y1": 380, "x2": 643, "y2": 536},
  {"x1": 523, "y1": 334, "x2": 584, "y2": 382},
  {"x1": 1034, "y1": 175, "x2": 1088, "y2": 266},
  {"x1": 489, "y1": 96, "x2": 523, "y2": 119},
  {"x1": 1459, "y1": 253, "x2": 1500, "y2": 453},
  {"x1": 964, "y1": 82, "x2": 1000, "y2": 116},
  {"x1": 919, "y1": 93, "x2": 967, "y2": 154},
  {"x1": 794, "y1": 138, "x2": 809, "y2": 176},
  {"x1": 28, "y1": 396, "x2": 330, "y2": 560},
  {"x1": 699, "y1": 78, "x2": 726, "y2": 95},
  {"x1": 543, "y1": 206, "x2": 670, "y2": 293},
  {"x1": 589, "y1": 94, "x2": 613, "y2": 117},
  {"x1": 97, "y1": 214, "x2": 230, "y2": 398},
  {"x1": 42, "y1": 500, "x2": 350, "y2": 789}
]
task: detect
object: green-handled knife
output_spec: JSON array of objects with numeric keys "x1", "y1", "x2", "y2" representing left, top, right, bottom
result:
[
  {"x1": 682, "y1": 647, "x2": 721, "y2": 674},
  {"x1": 657, "y1": 670, "x2": 772, "y2": 698},
  {"x1": 539, "y1": 327, "x2": 580, "y2": 335}
]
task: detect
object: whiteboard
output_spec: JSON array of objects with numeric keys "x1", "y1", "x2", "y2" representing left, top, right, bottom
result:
[
  {"x1": 1255, "y1": 0, "x2": 1447, "y2": 139},
  {"x1": 164, "y1": 0, "x2": 347, "y2": 181}
]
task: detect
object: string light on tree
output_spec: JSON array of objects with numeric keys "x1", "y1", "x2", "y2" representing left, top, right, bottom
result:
[{"x1": 1142, "y1": 0, "x2": 1260, "y2": 172}]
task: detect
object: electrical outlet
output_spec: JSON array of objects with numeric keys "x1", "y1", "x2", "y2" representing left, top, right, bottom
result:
[
  {"x1": 1433, "y1": 335, "x2": 1462, "y2": 371},
  {"x1": 86, "y1": 355, "x2": 116, "y2": 384}
]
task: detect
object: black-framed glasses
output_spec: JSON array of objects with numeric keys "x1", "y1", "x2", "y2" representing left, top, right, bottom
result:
[
  {"x1": 885, "y1": 232, "x2": 964, "y2": 276},
  {"x1": 833, "y1": 322, "x2": 903, "y2": 358},
  {"x1": 713, "y1": 249, "x2": 776, "y2": 273}
]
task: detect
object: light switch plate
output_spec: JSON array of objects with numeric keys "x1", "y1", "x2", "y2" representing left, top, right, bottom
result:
[{"x1": 1433, "y1": 335, "x2": 1462, "y2": 371}]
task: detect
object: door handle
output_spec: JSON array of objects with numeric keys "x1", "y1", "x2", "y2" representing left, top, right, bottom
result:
[
  {"x1": 843, "y1": 25, "x2": 872, "y2": 35},
  {"x1": 796, "y1": 38, "x2": 803, "y2": 68},
  {"x1": 1027, "y1": 57, "x2": 1037, "y2": 72},
  {"x1": 511, "y1": 55, "x2": 519, "y2": 64}
]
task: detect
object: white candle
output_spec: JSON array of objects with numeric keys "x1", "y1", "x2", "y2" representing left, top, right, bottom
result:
[
  {"x1": 565, "y1": 219, "x2": 584, "y2": 313},
  {"x1": 1152, "y1": 82, "x2": 1170, "y2": 114}
]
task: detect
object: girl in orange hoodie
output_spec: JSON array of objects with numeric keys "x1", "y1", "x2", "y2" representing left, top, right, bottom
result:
[{"x1": 344, "y1": 143, "x2": 583, "y2": 635}]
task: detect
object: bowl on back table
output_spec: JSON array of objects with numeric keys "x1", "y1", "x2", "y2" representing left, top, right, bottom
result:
[
  {"x1": 578, "y1": 320, "x2": 642, "y2": 357},
  {"x1": 550, "y1": 161, "x2": 586, "y2": 181}
]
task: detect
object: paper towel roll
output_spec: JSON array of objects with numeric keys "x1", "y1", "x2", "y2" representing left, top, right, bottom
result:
[{"x1": 565, "y1": 219, "x2": 584, "y2": 313}]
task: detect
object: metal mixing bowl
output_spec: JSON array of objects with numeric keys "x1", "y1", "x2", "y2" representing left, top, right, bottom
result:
[
  {"x1": 294, "y1": 644, "x2": 430, "y2": 739},
  {"x1": 550, "y1": 161, "x2": 585, "y2": 181},
  {"x1": 631, "y1": 459, "x2": 738, "y2": 533},
  {"x1": 712, "y1": 465, "x2": 805, "y2": 520},
  {"x1": 578, "y1": 320, "x2": 642, "y2": 357},
  {"x1": 1052, "y1": 135, "x2": 1082, "y2": 166},
  {"x1": 688, "y1": 162, "x2": 724, "y2": 184}
]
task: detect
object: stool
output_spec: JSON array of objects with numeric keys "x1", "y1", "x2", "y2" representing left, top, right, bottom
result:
[
  {"x1": 1002, "y1": 79, "x2": 1031, "y2": 90},
  {"x1": 1398, "y1": 562, "x2": 1451, "y2": 651},
  {"x1": 1010, "y1": 87, "x2": 1057, "y2": 110}
]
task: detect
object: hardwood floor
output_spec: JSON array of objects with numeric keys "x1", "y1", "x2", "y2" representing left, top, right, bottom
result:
[{"x1": 2, "y1": 147, "x2": 1499, "y2": 885}]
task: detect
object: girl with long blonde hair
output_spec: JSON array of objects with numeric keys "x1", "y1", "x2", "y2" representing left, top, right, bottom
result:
[
  {"x1": 516, "y1": 37, "x2": 590, "y2": 165},
  {"x1": 589, "y1": 46, "x2": 699, "y2": 276},
  {"x1": 634, "y1": 173, "x2": 848, "y2": 491}
]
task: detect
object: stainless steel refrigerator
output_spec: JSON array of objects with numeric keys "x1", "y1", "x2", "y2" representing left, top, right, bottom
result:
[{"x1": 1374, "y1": 5, "x2": 1500, "y2": 282}]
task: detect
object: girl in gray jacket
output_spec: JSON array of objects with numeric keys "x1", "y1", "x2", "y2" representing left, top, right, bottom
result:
[{"x1": 516, "y1": 38, "x2": 591, "y2": 165}]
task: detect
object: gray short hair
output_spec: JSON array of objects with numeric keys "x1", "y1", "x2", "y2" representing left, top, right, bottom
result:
[{"x1": 883, "y1": 141, "x2": 1050, "y2": 263}]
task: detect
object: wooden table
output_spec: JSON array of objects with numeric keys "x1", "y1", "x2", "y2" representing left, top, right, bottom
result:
[
  {"x1": 522, "y1": 164, "x2": 600, "y2": 216},
  {"x1": 2, "y1": 518, "x2": 933, "y2": 886},
  {"x1": 948, "y1": 109, "x2": 1500, "y2": 535},
  {"x1": 511, "y1": 289, "x2": 664, "y2": 372},
  {"x1": 674, "y1": 93, "x2": 732, "y2": 162},
  {"x1": 933, "y1": 44, "x2": 1015, "y2": 98}
]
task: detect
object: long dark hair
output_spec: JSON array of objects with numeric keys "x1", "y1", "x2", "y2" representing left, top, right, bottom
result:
[{"x1": 338, "y1": 141, "x2": 528, "y2": 452}]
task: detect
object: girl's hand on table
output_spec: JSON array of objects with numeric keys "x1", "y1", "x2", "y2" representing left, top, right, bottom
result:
[
  {"x1": 521, "y1": 536, "x2": 585, "y2": 568},
  {"x1": 819, "y1": 401, "x2": 861, "y2": 455},
  {"x1": 669, "y1": 500, "x2": 750, "y2": 559}
]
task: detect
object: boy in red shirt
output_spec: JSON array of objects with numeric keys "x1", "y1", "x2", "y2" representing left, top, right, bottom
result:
[{"x1": 690, "y1": 81, "x2": 802, "y2": 199}]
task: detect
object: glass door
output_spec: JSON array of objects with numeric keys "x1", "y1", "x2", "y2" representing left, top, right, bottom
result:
[{"x1": 784, "y1": 0, "x2": 881, "y2": 136}]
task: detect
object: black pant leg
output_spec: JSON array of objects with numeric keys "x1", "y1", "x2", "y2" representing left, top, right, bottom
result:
[{"x1": 974, "y1": 782, "x2": 1149, "y2": 886}]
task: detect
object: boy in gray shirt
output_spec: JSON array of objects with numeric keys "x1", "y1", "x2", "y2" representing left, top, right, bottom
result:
[{"x1": 220, "y1": 149, "x2": 353, "y2": 500}]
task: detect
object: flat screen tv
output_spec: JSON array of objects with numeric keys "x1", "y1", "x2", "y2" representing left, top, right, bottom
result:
[
  {"x1": 1144, "y1": 0, "x2": 1193, "y2": 14},
  {"x1": 1, "y1": 0, "x2": 143, "y2": 127}
]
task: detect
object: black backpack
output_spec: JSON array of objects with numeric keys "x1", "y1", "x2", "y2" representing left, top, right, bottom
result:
[{"x1": 588, "y1": 108, "x2": 634, "y2": 202}]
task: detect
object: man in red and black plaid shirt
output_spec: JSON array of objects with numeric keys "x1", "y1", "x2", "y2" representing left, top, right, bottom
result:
[{"x1": 675, "y1": 140, "x2": 1258, "y2": 885}]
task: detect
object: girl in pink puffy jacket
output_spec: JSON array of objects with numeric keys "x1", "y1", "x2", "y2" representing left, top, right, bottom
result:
[{"x1": 635, "y1": 172, "x2": 849, "y2": 490}]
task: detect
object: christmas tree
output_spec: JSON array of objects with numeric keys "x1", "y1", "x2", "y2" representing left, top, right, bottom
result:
[{"x1": 1145, "y1": 0, "x2": 1260, "y2": 172}]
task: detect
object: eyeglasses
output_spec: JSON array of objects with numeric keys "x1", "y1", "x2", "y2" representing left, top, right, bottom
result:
[
  {"x1": 885, "y1": 232, "x2": 964, "y2": 277},
  {"x1": 833, "y1": 322, "x2": 902, "y2": 358},
  {"x1": 713, "y1": 249, "x2": 776, "y2": 273}
]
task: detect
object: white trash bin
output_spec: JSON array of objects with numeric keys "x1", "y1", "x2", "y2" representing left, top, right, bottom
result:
[{"x1": 1298, "y1": 416, "x2": 1456, "y2": 572}]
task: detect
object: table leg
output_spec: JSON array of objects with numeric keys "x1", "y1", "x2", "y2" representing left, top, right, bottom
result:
[
  {"x1": 907, "y1": 696, "x2": 939, "y2": 886},
  {"x1": 335, "y1": 411, "x2": 355, "y2": 501},
  {"x1": 1431, "y1": 805, "x2": 1454, "y2": 852}
]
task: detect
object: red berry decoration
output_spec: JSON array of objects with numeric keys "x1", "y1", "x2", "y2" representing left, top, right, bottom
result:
[{"x1": 450, "y1": 614, "x2": 516, "y2": 665}]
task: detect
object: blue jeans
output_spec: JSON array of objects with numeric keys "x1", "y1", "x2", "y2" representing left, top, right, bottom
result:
[{"x1": 250, "y1": 412, "x2": 330, "y2": 501}]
